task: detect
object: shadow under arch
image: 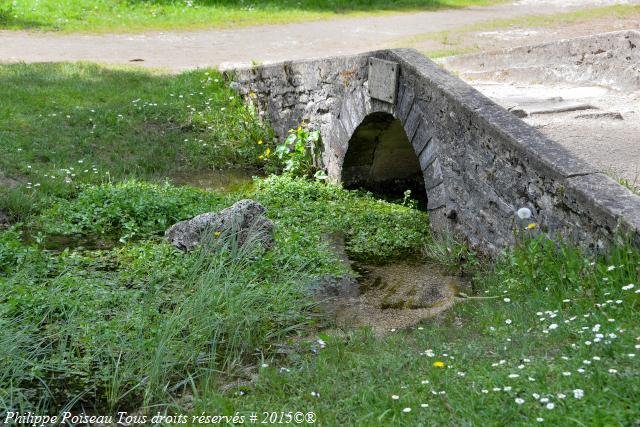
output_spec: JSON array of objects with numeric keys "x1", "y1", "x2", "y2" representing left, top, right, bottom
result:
[{"x1": 341, "y1": 111, "x2": 427, "y2": 207}]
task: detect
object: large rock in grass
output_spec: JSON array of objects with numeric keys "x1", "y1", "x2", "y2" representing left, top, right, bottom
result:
[{"x1": 165, "y1": 199, "x2": 274, "y2": 251}]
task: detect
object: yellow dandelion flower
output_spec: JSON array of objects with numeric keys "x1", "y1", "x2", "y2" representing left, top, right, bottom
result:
[
  {"x1": 214, "y1": 231, "x2": 221, "y2": 237},
  {"x1": 527, "y1": 223, "x2": 538, "y2": 230},
  {"x1": 257, "y1": 139, "x2": 263, "y2": 145},
  {"x1": 265, "y1": 148, "x2": 271, "y2": 157},
  {"x1": 433, "y1": 361, "x2": 445, "y2": 368},
  {"x1": 258, "y1": 155, "x2": 264, "y2": 160}
]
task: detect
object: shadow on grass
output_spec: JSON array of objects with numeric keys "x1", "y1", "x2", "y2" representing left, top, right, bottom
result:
[
  {"x1": 0, "y1": 11, "x2": 49, "y2": 30},
  {"x1": 126, "y1": 0, "x2": 483, "y2": 13},
  {"x1": 0, "y1": 61, "x2": 271, "y2": 219},
  {"x1": 0, "y1": 0, "x2": 501, "y2": 32}
]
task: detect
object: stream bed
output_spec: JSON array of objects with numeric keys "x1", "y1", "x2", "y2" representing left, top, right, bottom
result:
[{"x1": 312, "y1": 232, "x2": 470, "y2": 335}]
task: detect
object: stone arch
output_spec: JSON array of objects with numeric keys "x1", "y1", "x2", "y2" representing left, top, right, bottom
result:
[{"x1": 341, "y1": 111, "x2": 427, "y2": 204}]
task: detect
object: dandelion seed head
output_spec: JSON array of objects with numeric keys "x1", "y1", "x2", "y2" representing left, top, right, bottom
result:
[{"x1": 517, "y1": 207, "x2": 532, "y2": 219}]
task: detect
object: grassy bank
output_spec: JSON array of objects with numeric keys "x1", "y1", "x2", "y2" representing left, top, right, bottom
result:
[
  {"x1": 1, "y1": 61, "x2": 638, "y2": 422},
  {"x1": 0, "y1": 62, "x2": 274, "y2": 220},
  {"x1": 209, "y1": 236, "x2": 640, "y2": 426},
  {"x1": 0, "y1": 0, "x2": 503, "y2": 33},
  {"x1": 0, "y1": 63, "x2": 431, "y2": 411}
]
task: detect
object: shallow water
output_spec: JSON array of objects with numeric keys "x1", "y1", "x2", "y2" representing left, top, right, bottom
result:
[
  {"x1": 313, "y1": 233, "x2": 470, "y2": 335},
  {"x1": 21, "y1": 230, "x2": 118, "y2": 252},
  {"x1": 170, "y1": 168, "x2": 261, "y2": 192}
]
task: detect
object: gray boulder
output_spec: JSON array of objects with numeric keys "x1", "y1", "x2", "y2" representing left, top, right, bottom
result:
[{"x1": 165, "y1": 199, "x2": 275, "y2": 251}]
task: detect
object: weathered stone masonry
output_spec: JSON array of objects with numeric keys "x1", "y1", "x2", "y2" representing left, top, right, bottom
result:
[{"x1": 231, "y1": 49, "x2": 640, "y2": 255}]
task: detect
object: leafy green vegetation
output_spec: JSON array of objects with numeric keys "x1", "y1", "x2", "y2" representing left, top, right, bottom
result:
[
  {"x1": 256, "y1": 175, "x2": 430, "y2": 262},
  {"x1": 0, "y1": 176, "x2": 431, "y2": 412},
  {"x1": 209, "y1": 235, "x2": 640, "y2": 426},
  {"x1": 0, "y1": 62, "x2": 274, "y2": 220},
  {"x1": 38, "y1": 180, "x2": 224, "y2": 241},
  {"x1": 0, "y1": 0, "x2": 503, "y2": 33},
  {"x1": 274, "y1": 125, "x2": 326, "y2": 180}
]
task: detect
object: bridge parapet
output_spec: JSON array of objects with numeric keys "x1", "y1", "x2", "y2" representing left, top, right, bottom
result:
[{"x1": 232, "y1": 49, "x2": 640, "y2": 255}]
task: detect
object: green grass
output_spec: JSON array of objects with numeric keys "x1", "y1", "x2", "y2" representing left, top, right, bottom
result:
[
  {"x1": 0, "y1": 0, "x2": 503, "y2": 33},
  {"x1": 615, "y1": 176, "x2": 640, "y2": 197},
  {"x1": 205, "y1": 235, "x2": 640, "y2": 426},
  {"x1": 1, "y1": 60, "x2": 638, "y2": 422},
  {"x1": 0, "y1": 176, "x2": 431, "y2": 412},
  {"x1": 0, "y1": 62, "x2": 274, "y2": 220},
  {"x1": 393, "y1": 4, "x2": 640, "y2": 57}
]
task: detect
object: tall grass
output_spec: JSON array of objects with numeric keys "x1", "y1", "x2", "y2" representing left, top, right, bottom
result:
[
  {"x1": 0, "y1": 226, "x2": 311, "y2": 412},
  {"x1": 142, "y1": 228, "x2": 311, "y2": 407}
]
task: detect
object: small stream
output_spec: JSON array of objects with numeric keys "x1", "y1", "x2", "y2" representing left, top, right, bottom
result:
[
  {"x1": 170, "y1": 168, "x2": 261, "y2": 193},
  {"x1": 17, "y1": 168, "x2": 467, "y2": 333},
  {"x1": 21, "y1": 232, "x2": 118, "y2": 251},
  {"x1": 311, "y1": 232, "x2": 470, "y2": 335}
]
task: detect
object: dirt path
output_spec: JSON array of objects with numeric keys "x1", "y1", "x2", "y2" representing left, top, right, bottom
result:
[{"x1": 0, "y1": 0, "x2": 636, "y2": 71}]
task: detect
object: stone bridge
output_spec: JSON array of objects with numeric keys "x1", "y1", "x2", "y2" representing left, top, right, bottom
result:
[{"x1": 232, "y1": 49, "x2": 640, "y2": 255}]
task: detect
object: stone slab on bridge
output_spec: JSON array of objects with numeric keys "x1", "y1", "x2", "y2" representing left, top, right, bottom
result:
[{"x1": 231, "y1": 49, "x2": 640, "y2": 255}]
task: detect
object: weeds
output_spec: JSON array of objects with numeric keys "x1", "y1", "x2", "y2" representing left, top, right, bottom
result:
[
  {"x1": 37, "y1": 180, "x2": 225, "y2": 241},
  {"x1": 423, "y1": 229, "x2": 479, "y2": 275},
  {"x1": 0, "y1": 175, "x2": 431, "y2": 412},
  {"x1": 274, "y1": 124, "x2": 326, "y2": 180},
  {"x1": 212, "y1": 235, "x2": 640, "y2": 425}
]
